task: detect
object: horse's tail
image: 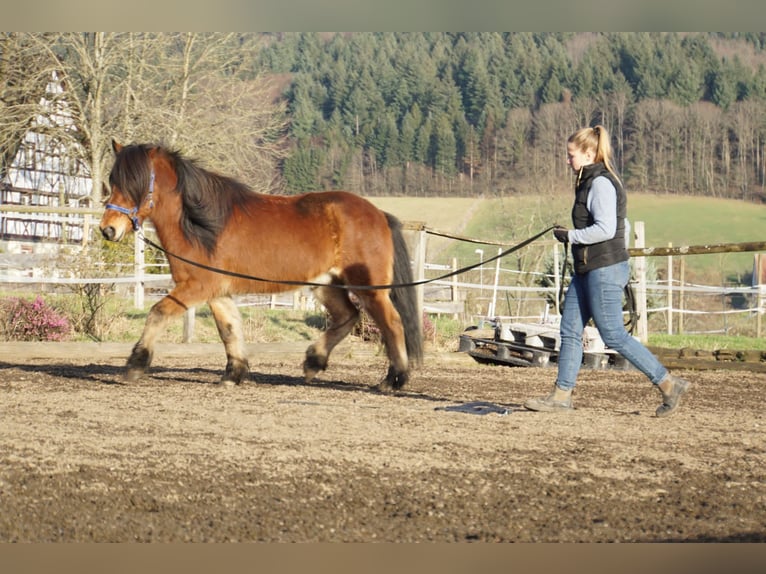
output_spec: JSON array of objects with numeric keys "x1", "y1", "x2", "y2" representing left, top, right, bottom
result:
[{"x1": 385, "y1": 213, "x2": 423, "y2": 367}]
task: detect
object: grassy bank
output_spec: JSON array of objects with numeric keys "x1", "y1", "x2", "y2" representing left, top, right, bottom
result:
[{"x1": 371, "y1": 193, "x2": 766, "y2": 283}]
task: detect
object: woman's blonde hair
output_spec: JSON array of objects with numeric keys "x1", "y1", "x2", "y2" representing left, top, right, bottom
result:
[{"x1": 568, "y1": 124, "x2": 621, "y2": 184}]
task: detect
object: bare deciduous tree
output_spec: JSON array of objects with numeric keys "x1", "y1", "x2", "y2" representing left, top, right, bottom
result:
[
  {"x1": 118, "y1": 33, "x2": 288, "y2": 192},
  {"x1": 0, "y1": 33, "x2": 61, "y2": 180},
  {"x1": 2, "y1": 32, "x2": 288, "y2": 208}
]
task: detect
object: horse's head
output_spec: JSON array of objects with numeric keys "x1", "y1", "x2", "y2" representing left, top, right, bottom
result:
[{"x1": 100, "y1": 140, "x2": 157, "y2": 242}]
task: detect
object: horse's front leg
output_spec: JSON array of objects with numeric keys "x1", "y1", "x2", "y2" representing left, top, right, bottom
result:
[
  {"x1": 209, "y1": 296, "x2": 249, "y2": 386},
  {"x1": 126, "y1": 294, "x2": 187, "y2": 381}
]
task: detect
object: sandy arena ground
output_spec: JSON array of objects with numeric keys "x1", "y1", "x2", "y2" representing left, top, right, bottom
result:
[{"x1": 0, "y1": 340, "x2": 764, "y2": 542}]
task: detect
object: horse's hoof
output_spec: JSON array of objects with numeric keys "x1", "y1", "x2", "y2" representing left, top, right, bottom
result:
[
  {"x1": 219, "y1": 373, "x2": 247, "y2": 386},
  {"x1": 303, "y1": 346, "x2": 328, "y2": 382},
  {"x1": 303, "y1": 363, "x2": 325, "y2": 383},
  {"x1": 374, "y1": 380, "x2": 395, "y2": 394},
  {"x1": 223, "y1": 359, "x2": 249, "y2": 386},
  {"x1": 384, "y1": 366, "x2": 409, "y2": 390},
  {"x1": 125, "y1": 368, "x2": 144, "y2": 382},
  {"x1": 127, "y1": 347, "x2": 152, "y2": 374}
]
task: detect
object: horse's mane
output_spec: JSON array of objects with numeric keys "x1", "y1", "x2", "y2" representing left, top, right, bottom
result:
[{"x1": 110, "y1": 144, "x2": 252, "y2": 254}]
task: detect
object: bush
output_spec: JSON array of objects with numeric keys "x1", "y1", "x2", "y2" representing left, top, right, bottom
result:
[
  {"x1": 353, "y1": 310, "x2": 436, "y2": 343},
  {"x1": 49, "y1": 242, "x2": 121, "y2": 341},
  {"x1": 0, "y1": 295, "x2": 72, "y2": 342}
]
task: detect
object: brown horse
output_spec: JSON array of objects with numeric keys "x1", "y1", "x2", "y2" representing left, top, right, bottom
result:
[{"x1": 99, "y1": 141, "x2": 422, "y2": 390}]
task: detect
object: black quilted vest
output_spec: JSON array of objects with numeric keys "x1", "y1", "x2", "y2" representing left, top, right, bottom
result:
[{"x1": 571, "y1": 162, "x2": 629, "y2": 275}]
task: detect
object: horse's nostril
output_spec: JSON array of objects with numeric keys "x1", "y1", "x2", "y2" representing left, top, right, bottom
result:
[{"x1": 101, "y1": 226, "x2": 115, "y2": 241}]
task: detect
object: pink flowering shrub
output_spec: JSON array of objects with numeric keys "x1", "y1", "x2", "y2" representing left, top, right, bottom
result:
[{"x1": 1, "y1": 295, "x2": 72, "y2": 342}]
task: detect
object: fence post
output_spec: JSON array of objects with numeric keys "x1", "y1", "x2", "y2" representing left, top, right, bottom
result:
[
  {"x1": 757, "y1": 254, "x2": 764, "y2": 338},
  {"x1": 134, "y1": 228, "x2": 145, "y2": 309},
  {"x1": 758, "y1": 284, "x2": 765, "y2": 339},
  {"x1": 411, "y1": 224, "x2": 427, "y2": 319},
  {"x1": 667, "y1": 243, "x2": 673, "y2": 335},
  {"x1": 183, "y1": 307, "x2": 195, "y2": 343},
  {"x1": 82, "y1": 213, "x2": 90, "y2": 246},
  {"x1": 451, "y1": 257, "x2": 459, "y2": 320},
  {"x1": 488, "y1": 247, "x2": 502, "y2": 317},
  {"x1": 634, "y1": 221, "x2": 648, "y2": 343},
  {"x1": 679, "y1": 257, "x2": 685, "y2": 334},
  {"x1": 553, "y1": 243, "x2": 561, "y2": 315}
]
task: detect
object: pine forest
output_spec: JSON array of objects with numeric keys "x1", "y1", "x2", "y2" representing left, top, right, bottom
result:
[{"x1": 3, "y1": 32, "x2": 766, "y2": 203}]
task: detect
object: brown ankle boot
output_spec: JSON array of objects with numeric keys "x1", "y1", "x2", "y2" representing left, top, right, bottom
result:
[
  {"x1": 524, "y1": 385, "x2": 573, "y2": 412},
  {"x1": 655, "y1": 374, "x2": 690, "y2": 417}
]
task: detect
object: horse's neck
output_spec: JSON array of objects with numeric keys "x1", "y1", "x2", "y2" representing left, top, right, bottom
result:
[{"x1": 148, "y1": 197, "x2": 190, "y2": 254}]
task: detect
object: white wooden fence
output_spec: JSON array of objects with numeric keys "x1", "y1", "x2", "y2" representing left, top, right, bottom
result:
[{"x1": 2, "y1": 204, "x2": 765, "y2": 342}]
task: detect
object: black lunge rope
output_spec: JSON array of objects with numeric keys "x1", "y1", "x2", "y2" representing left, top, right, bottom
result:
[{"x1": 137, "y1": 225, "x2": 558, "y2": 292}]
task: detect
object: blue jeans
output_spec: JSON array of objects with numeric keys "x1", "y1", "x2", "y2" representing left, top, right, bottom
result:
[{"x1": 556, "y1": 260, "x2": 667, "y2": 390}]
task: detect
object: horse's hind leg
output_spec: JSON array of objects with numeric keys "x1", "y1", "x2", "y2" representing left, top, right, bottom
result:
[
  {"x1": 357, "y1": 291, "x2": 409, "y2": 392},
  {"x1": 209, "y1": 296, "x2": 249, "y2": 385},
  {"x1": 304, "y1": 284, "x2": 359, "y2": 382}
]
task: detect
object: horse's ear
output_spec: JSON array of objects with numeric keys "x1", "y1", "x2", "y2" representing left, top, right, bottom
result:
[{"x1": 112, "y1": 140, "x2": 122, "y2": 154}]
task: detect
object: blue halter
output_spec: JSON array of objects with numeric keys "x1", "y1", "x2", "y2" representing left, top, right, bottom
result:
[{"x1": 105, "y1": 168, "x2": 155, "y2": 231}]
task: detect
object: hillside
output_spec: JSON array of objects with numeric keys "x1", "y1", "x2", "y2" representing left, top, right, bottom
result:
[
  {"x1": 257, "y1": 32, "x2": 766, "y2": 200},
  {"x1": 369, "y1": 194, "x2": 766, "y2": 282}
]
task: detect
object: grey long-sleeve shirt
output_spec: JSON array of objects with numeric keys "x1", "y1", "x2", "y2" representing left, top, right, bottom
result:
[{"x1": 568, "y1": 176, "x2": 630, "y2": 246}]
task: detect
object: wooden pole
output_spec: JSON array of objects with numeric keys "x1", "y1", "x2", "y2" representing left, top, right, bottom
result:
[
  {"x1": 553, "y1": 242, "x2": 561, "y2": 315},
  {"x1": 411, "y1": 225, "x2": 427, "y2": 320},
  {"x1": 667, "y1": 243, "x2": 673, "y2": 335},
  {"x1": 0, "y1": 205, "x2": 101, "y2": 215},
  {"x1": 488, "y1": 247, "x2": 502, "y2": 317},
  {"x1": 634, "y1": 221, "x2": 648, "y2": 343},
  {"x1": 755, "y1": 254, "x2": 760, "y2": 338},
  {"x1": 401, "y1": 221, "x2": 427, "y2": 320},
  {"x1": 134, "y1": 229, "x2": 145, "y2": 309},
  {"x1": 82, "y1": 213, "x2": 90, "y2": 246},
  {"x1": 628, "y1": 240, "x2": 766, "y2": 257},
  {"x1": 451, "y1": 257, "x2": 459, "y2": 320},
  {"x1": 758, "y1": 285, "x2": 764, "y2": 339},
  {"x1": 679, "y1": 257, "x2": 685, "y2": 334},
  {"x1": 756, "y1": 253, "x2": 764, "y2": 339},
  {"x1": 183, "y1": 307, "x2": 195, "y2": 343}
]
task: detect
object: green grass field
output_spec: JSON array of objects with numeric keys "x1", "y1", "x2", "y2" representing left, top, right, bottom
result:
[{"x1": 371, "y1": 193, "x2": 766, "y2": 283}]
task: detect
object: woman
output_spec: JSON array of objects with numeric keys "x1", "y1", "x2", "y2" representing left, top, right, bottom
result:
[{"x1": 524, "y1": 125, "x2": 690, "y2": 417}]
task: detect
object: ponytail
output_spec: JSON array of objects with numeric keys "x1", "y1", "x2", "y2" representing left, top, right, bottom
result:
[
  {"x1": 568, "y1": 124, "x2": 622, "y2": 185},
  {"x1": 593, "y1": 125, "x2": 622, "y2": 185}
]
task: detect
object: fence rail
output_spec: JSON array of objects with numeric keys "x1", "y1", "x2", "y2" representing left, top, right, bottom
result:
[{"x1": 2, "y1": 205, "x2": 765, "y2": 341}]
